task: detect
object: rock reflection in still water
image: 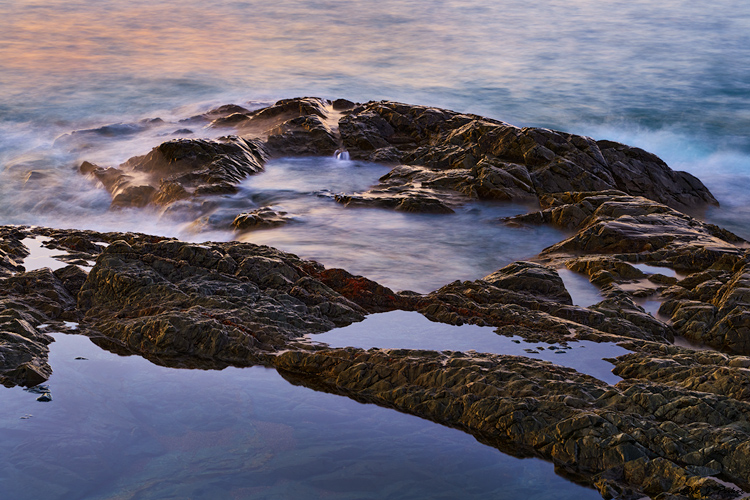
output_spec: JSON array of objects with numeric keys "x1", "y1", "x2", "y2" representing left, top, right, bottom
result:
[
  {"x1": 0, "y1": 333, "x2": 600, "y2": 500},
  {"x1": 309, "y1": 310, "x2": 629, "y2": 385}
]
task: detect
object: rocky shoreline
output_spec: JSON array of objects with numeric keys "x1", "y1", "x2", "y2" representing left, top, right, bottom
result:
[{"x1": 2, "y1": 97, "x2": 750, "y2": 499}]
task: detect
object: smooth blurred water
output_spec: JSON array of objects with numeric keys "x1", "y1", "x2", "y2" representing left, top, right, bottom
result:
[
  {"x1": 2, "y1": 0, "x2": 750, "y2": 236},
  {"x1": 234, "y1": 157, "x2": 567, "y2": 292}
]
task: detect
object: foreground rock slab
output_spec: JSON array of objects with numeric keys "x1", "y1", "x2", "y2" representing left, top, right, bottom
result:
[{"x1": 274, "y1": 347, "x2": 749, "y2": 500}]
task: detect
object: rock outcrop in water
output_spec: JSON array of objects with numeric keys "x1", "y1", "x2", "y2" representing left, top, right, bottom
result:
[
  {"x1": 2, "y1": 213, "x2": 749, "y2": 498},
  {"x1": 334, "y1": 101, "x2": 718, "y2": 213},
  {"x1": 74, "y1": 97, "x2": 717, "y2": 222},
  {"x1": 7, "y1": 98, "x2": 750, "y2": 499},
  {"x1": 0, "y1": 227, "x2": 93, "y2": 386},
  {"x1": 80, "y1": 136, "x2": 266, "y2": 208},
  {"x1": 502, "y1": 190, "x2": 750, "y2": 355},
  {"x1": 76, "y1": 236, "x2": 373, "y2": 364}
]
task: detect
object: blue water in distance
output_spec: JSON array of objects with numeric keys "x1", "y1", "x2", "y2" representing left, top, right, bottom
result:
[
  {"x1": 1, "y1": 0, "x2": 749, "y2": 241},
  {"x1": 1, "y1": 0, "x2": 750, "y2": 241}
]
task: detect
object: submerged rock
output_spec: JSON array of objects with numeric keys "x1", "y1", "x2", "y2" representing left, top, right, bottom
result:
[{"x1": 232, "y1": 207, "x2": 291, "y2": 232}]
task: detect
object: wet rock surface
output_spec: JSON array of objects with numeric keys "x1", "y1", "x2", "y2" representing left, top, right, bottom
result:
[
  {"x1": 232, "y1": 207, "x2": 292, "y2": 232},
  {"x1": 6, "y1": 99, "x2": 750, "y2": 498},
  {"x1": 73, "y1": 98, "x2": 717, "y2": 220},
  {"x1": 76, "y1": 236, "x2": 374, "y2": 364},
  {"x1": 502, "y1": 190, "x2": 750, "y2": 357},
  {"x1": 0, "y1": 227, "x2": 94, "y2": 387},
  {"x1": 274, "y1": 347, "x2": 749, "y2": 500},
  {"x1": 411, "y1": 261, "x2": 674, "y2": 345},
  {"x1": 80, "y1": 136, "x2": 267, "y2": 209},
  {"x1": 335, "y1": 101, "x2": 717, "y2": 212}
]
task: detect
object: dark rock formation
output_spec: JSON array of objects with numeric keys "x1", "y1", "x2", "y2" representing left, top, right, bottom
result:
[
  {"x1": 535, "y1": 194, "x2": 743, "y2": 272},
  {"x1": 0, "y1": 307, "x2": 53, "y2": 387},
  {"x1": 335, "y1": 101, "x2": 717, "y2": 212},
  {"x1": 334, "y1": 187, "x2": 456, "y2": 214},
  {"x1": 0, "y1": 228, "x2": 90, "y2": 386},
  {"x1": 76, "y1": 236, "x2": 385, "y2": 365},
  {"x1": 81, "y1": 136, "x2": 267, "y2": 209},
  {"x1": 274, "y1": 346, "x2": 749, "y2": 500},
  {"x1": 659, "y1": 258, "x2": 750, "y2": 354},
  {"x1": 209, "y1": 97, "x2": 340, "y2": 157},
  {"x1": 412, "y1": 261, "x2": 674, "y2": 344},
  {"x1": 2, "y1": 217, "x2": 750, "y2": 498},
  {"x1": 232, "y1": 207, "x2": 291, "y2": 232},
  {"x1": 10, "y1": 98, "x2": 750, "y2": 498},
  {"x1": 503, "y1": 191, "x2": 750, "y2": 355}
]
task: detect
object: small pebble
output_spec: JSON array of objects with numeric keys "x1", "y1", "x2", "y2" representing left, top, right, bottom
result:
[
  {"x1": 511, "y1": 340, "x2": 520, "y2": 344},
  {"x1": 36, "y1": 393, "x2": 52, "y2": 402},
  {"x1": 555, "y1": 350, "x2": 566, "y2": 354},
  {"x1": 75, "y1": 357, "x2": 88, "y2": 360}
]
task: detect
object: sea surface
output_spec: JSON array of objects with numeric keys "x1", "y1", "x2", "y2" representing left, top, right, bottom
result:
[{"x1": 1, "y1": 0, "x2": 749, "y2": 497}]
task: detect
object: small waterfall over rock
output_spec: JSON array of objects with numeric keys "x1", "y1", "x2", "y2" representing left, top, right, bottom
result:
[{"x1": 334, "y1": 149, "x2": 350, "y2": 160}]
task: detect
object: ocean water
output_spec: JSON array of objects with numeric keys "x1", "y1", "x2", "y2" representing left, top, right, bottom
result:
[
  {"x1": 309, "y1": 310, "x2": 630, "y2": 384},
  {"x1": 2, "y1": 0, "x2": 749, "y2": 497},
  {"x1": 2, "y1": 0, "x2": 750, "y2": 239}
]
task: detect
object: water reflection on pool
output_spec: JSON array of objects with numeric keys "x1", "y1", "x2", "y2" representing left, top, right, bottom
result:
[
  {"x1": 0, "y1": 333, "x2": 601, "y2": 500},
  {"x1": 310, "y1": 310, "x2": 629, "y2": 385}
]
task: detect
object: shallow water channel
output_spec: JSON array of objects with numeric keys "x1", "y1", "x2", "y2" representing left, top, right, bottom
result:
[
  {"x1": 310, "y1": 310, "x2": 629, "y2": 385},
  {"x1": 0, "y1": 332, "x2": 602, "y2": 500}
]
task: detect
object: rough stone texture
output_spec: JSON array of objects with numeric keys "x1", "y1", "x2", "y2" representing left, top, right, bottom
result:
[
  {"x1": 81, "y1": 136, "x2": 267, "y2": 209},
  {"x1": 336, "y1": 101, "x2": 717, "y2": 212},
  {"x1": 503, "y1": 192, "x2": 745, "y2": 274},
  {"x1": 274, "y1": 347, "x2": 749, "y2": 500},
  {"x1": 0, "y1": 228, "x2": 88, "y2": 387},
  {"x1": 232, "y1": 207, "x2": 292, "y2": 232},
  {"x1": 659, "y1": 259, "x2": 750, "y2": 354},
  {"x1": 504, "y1": 191, "x2": 750, "y2": 355},
  {"x1": 0, "y1": 306, "x2": 53, "y2": 387},
  {"x1": 210, "y1": 97, "x2": 341, "y2": 157},
  {"x1": 76, "y1": 236, "x2": 383, "y2": 365},
  {"x1": 410, "y1": 261, "x2": 674, "y2": 344},
  {"x1": 334, "y1": 187, "x2": 457, "y2": 214},
  {"x1": 8, "y1": 99, "x2": 750, "y2": 498},
  {"x1": 2, "y1": 220, "x2": 750, "y2": 497}
]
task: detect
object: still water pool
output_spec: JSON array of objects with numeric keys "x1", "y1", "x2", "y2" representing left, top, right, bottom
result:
[{"x1": 0, "y1": 333, "x2": 601, "y2": 500}]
